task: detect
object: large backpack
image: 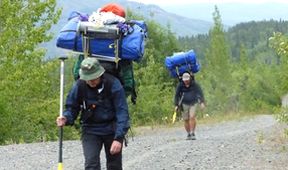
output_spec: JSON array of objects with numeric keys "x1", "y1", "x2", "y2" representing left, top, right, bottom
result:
[
  {"x1": 56, "y1": 11, "x2": 147, "y2": 61},
  {"x1": 165, "y1": 50, "x2": 200, "y2": 79},
  {"x1": 60, "y1": 10, "x2": 146, "y2": 104}
]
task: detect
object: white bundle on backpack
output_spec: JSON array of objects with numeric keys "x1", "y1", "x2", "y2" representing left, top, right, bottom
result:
[{"x1": 88, "y1": 9, "x2": 126, "y2": 26}]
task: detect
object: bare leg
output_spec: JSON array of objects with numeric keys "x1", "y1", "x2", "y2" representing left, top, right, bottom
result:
[
  {"x1": 184, "y1": 120, "x2": 190, "y2": 133},
  {"x1": 189, "y1": 105, "x2": 197, "y2": 133},
  {"x1": 189, "y1": 105, "x2": 197, "y2": 140},
  {"x1": 189, "y1": 116, "x2": 196, "y2": 133}
]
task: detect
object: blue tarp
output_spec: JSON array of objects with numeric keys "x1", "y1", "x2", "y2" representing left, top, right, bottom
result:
[
  {"x1": 165, "y1": 50, "x2": 200, "y2": 77},
  {"x1": 56, "y1": 12, "x2": 147, "y2": 61}
]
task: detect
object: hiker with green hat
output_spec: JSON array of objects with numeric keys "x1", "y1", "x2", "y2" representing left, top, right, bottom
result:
[{"x1": 56, "y1": 57, "x2": 130, "y2": 170}]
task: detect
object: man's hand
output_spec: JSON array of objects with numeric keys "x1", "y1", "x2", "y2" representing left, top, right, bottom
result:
[
  {"x1": 110, "y1": 140, "x2": 122, "y2": 155},
  {"x1": 56, "y1": 116, "x2": 67, "y2": 127},
  {"x1": 174, "y1": 106, "x2": 178, "y2": 112},
  {"x1": 200, "y1": 102, "x2": 205, "y2": 110}
]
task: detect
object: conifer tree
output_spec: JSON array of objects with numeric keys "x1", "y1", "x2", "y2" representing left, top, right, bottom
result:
[{"x1": 202, "y1": 6, "x2": 233, "y2": 113}]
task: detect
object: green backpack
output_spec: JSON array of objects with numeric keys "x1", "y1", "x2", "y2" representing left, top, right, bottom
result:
[{"x1": 73, "y1": 55, "x2": 137, "y2": 104}]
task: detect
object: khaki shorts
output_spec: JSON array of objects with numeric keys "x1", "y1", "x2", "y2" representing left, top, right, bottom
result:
[{"x1": 181, "y1": 103, "x2": 197, "y2": 120}]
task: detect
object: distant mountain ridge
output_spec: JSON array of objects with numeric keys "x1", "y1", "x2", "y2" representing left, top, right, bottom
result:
[
  {"x1": 162, "y1": 2, "x2": 288, "y2": 26},
  {"x1": 132, "y1": 4, "x2": 212, "y2": 36},
  {"x1": 45, "y1": 0, "x2": 213, "y2": 58},
  {"x1": 56, "y1": 0, "x2": 212, "y2": 36}
]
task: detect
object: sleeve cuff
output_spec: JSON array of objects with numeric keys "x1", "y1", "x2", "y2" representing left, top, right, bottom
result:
[{"x1": 114, "y1": 137, "x2": 124, "y2": 143}]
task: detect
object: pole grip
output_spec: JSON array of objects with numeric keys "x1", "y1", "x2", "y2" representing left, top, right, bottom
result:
[
  {"x1": 59, "y1": 56, "x2": 68, "y2": 61},
  {"x1": 59, "y1": 56, "x2": 67, "y2": 117}
]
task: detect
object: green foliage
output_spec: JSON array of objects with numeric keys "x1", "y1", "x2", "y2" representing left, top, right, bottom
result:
[
  {"x1": 178, "y1": 34, "x2": 210, "y2": 61},
  {"x1": 269, "y1": 32, "x2": 288, "y2": 124},
  {"x1": 269, "y1": 32, "x2": 288, "y2": 93},
  {"x1": 177, "y1": 6, "x2": 285, "y2": 116},
  {"x1": 124, "y1": 10, "x2": 181, "y2": 126},
  {"x1": 0, "y1": 0, "x2": 61, "y2": 144},
  {"x1": 199, "y1": 6, "x2": 234, "y2": 114},
  {"x1": 129, "y1": 82, "x2": 174, "y2": 126},
  {"x1": 129, "y1": 17, "x2": 181, "y2": 125},
  {"x1": 228, "y1": 20, "x2": 288, "y2": 61}
]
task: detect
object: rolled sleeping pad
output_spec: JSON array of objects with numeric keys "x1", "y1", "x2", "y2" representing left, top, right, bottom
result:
[
  {"x1": 165, "y1": 50, "x2": 197, "y2": 69},
  {"x1": 165, "y1": 50, "x2": 200, "y2": 77}
]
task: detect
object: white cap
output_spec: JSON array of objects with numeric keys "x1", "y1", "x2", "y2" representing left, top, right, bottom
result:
[{"x1": 182, "y1": 73, "x2": 190, "y2": 81}]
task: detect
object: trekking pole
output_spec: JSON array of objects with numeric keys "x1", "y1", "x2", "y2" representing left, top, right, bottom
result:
[
  {"x1": 58, "y1": 56, "x2": 68, "y2": 170},
  {"x1": 172, "y1": 109, "x2": 177, "y2": 124},
  {"x1": 172, "y1": 93, "x2": 184, "y2": 124}
]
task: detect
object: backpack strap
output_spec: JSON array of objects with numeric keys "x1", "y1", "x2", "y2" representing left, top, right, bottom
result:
[
  {"x1": 77, "y1": 80, "x2": 88, "y2": 110},
  {"x1": 77, "y1": 73, "x2": 114, "y2": 109},
  {"x1": 77, "y1": 73, "x2": 114, "y2": 123},
  {"x1": 73, "y1": 55, "x2": 85, "y2": 81},
  {"x1": 114, "y1": 31, "x2": 123, "y2": 68},
  {"x1": 101, "y1": 73, "x2": 114, "y2": 99}
]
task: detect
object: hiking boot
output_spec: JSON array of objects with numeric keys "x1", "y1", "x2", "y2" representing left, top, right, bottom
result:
[
  {"x1": 190, "y1": 133, "x2": 196, "y2": 140},
  {"x1": 186, "y1": 133, "x2": 192, "y2": 140}
]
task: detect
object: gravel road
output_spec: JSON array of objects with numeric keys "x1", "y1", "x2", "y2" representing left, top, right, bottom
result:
[{"x1": 0, "y1": 115, "x2": 287, "y2": 170}]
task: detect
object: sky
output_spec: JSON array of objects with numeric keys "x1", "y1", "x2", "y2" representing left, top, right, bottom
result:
[
  {"x1": 130, "y1": 0, "x2": 288, "y2": 5},
  {"x1": 129, "y1": 0, "x2": 288, "y2": 25}
]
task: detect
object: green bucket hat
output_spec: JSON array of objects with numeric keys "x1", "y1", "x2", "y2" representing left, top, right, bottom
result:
[{"x1": 79, "y1": 57, "x2": 105, "y2": 81}]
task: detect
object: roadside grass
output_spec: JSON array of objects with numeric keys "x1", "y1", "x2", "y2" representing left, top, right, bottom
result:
[
  {"x1": 131, "y1": 111, "x2": 267, "y2": 136},
  {"x1": 256, "y1": 123, "x2": 288, "y2": 153},
  {"x1": 197, "y1": 111, "x2": 262, "y2": 125}
]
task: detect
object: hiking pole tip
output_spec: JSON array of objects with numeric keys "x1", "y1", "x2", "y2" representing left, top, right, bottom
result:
[{"x1": 57, "y1": 162, "x2": 63, "y2": 170}]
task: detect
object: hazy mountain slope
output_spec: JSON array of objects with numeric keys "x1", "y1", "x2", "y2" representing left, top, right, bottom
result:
[
  {"x1": 128, "y1": 4, "x2": 212, "y2": 36},
  {"x1": 55, "y1": 0, "x2": 212, "y2": 36},
  {"x1": 45, "y1": 0, "x2": 212, "y2": 58},
  {"x1": 162, "y1": 2, "x2": 288, "y2": 26}
]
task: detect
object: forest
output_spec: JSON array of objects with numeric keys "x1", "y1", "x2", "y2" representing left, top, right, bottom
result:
[{"x1": 0, "y1": 1, "x2": 287, "y2": 145}]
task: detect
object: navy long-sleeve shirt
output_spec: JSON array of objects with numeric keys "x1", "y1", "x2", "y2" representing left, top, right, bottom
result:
[
  {"x1": 63, "y1": 73, "x2": 130, "y2": 141},
  {"x1": 174, "y1": 80, "x2": 205, "y2": 106}
]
